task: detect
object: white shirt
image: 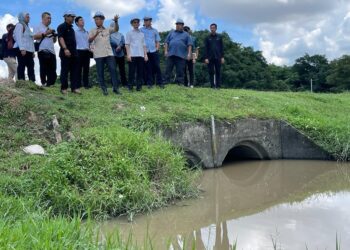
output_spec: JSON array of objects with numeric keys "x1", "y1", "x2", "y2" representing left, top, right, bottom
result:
[
  {"x1": 125, "y1": 29, "x2": 146, "y2": 57},
  {"x1": 34, "y1": 23, "x2": 55, "y2": 54},
  {"x1": 14, "y1": 23, "x2": 35, "y2": 52}
]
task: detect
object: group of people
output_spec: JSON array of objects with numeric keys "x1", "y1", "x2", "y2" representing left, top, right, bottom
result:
[{"x1": 1, "y1": 10, "x2": 225, "y2": 95}]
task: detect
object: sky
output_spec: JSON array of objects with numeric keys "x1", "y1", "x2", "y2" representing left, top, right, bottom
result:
[{"x1": 1, "y1": 0, "x2": 350, "y2": 78}]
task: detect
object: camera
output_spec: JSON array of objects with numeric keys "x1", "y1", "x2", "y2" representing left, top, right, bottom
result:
[{"x1": 46, "y1": 29, "x2": 58, "y2": 38}]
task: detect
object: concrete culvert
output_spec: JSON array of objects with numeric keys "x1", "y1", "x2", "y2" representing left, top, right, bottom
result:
[
  {"x1": 223, "y1": 141, "x2": 269, "y2": 164},
  {"x1": 184, "y1": 150, "x2": 203, "y2": 169}
]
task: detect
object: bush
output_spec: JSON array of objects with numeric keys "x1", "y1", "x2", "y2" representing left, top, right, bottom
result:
[{"x1": 23, "y1": 126, "x2": 198, "y2": 219}]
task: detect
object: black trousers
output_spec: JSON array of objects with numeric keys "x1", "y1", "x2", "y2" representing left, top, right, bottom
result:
[
  {"x1": 60, "y1": 56, "x2": 78, "y2": 91},
  {"x1": 17, "y1": 50, "x2": 35, "y2": 82},
  {"x1": 184, "y1": 60, "x2": 194, "y2": 86},
  {"x1": 77, "y1": 50, "x2": 91, "y2": 88},
  {"x1": 115, "y1": 56, "x2": 127, "y2": 87},
  {"x1": 38, "y1": 50, "x2": 57, "y2": 86},
  {"x1": 145, "y1": 51, "x2": 163, "y2": 86},
  {"x1": 208, "y1": 58, "x2": 222, "y2": 88},
  {"x1": 128, "y1": 57, "x2": 144, "y2": 90},
  {"x1": 165, "y1": 56, "x2": 186, "y2": 85}
]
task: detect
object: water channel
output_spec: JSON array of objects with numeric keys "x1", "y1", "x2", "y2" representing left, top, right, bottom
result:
[{"x1": 101, "y1": 160, "x2": 350, "y2": 249}]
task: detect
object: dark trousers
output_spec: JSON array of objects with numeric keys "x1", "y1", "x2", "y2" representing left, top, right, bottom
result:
[
  {"x1": 184, "y1": 60, "x2": 194, "y2": 86},
  {"x1": 208, "y1": 58, "x2": 222, "y2": 88},
  {"x1": 115, "y1": 56, "x2": 127, "y2": 87},
  {"x1": 128, "y1": 57, "x2": 144, "y2": 90},
  {"x1": 165, "y1": 56, "x2": 186, "y2": 85},
  {"x1": 95, "y1": 56, "x2": 119, "y2": 91},
  {"x1": 145, "y1": 51, "x2": 163, "y2": 86},
  {"x1": 38, "y1": 51, "x2": 57, "y2": 86},
  {"x1": 60, "y1": 56, "x2": 78, "y2": 91},
  {"x1": 17, "y1": 50, "x2": 35, "y2": 82},
  {"x1": 77, "y1": 50, "x2": 91, "y2": 88}
]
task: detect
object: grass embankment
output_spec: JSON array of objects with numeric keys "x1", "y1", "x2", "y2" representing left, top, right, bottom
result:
[{"x1": 0, "y1": 82, "x2": 349, "y2": 248}]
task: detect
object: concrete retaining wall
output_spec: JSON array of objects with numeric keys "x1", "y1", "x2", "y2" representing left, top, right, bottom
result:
[{"x1": 162, "y1": 119, "x2": 332, "y2": 168}]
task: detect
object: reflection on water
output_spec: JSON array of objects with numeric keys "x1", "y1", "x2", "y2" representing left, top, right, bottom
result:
[{"x1": 101, "y1": 160, "x2": 350, "y2": 249}]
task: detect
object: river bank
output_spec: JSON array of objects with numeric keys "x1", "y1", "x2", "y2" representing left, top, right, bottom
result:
[{"x1": 0, "y1": 82, "x2": 349, "y2": 248}]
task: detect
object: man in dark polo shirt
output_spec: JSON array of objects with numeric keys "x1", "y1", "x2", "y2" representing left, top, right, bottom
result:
[
  {"x1": 204, "y1": 23, "x2": 225, "y2": 89},
  {"x1": 57, "y1": 10, "x2": 79, "y2": 94},
  {"x1": 164, "y1": 18, "x2": 192, "y2": 86}
]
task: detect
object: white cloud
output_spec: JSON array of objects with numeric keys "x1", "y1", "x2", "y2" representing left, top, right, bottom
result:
[
  {"x1": 153, "y1": 0, "x2": 196, "y2": 31},
  {"x1": 196, "y1": 0, "x2": 350, "y2": 65},
  {"x1": 255, "y1": 2, "x2": 350, "y2": 65},
  {"x1": 72, "y1": 0, "x2": 147, "y2": 18},
  {"x1": 197, "y1": 0, "x2": 336, "y2": 25}
]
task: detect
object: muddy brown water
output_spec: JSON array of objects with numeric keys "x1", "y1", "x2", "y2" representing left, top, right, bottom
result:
[{"x1": 101, "y1": 160, "x2": 350, "y2": 249}]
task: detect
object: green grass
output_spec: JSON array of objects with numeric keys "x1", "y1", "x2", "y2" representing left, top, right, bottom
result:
[{"x1": 0, "y1": 82, "x2": 349, "y2": 248}]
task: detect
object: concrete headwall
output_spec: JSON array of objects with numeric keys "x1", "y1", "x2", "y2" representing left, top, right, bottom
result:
[{"x1": 162, "y1": 119, "x2": 332, "y2": 168}]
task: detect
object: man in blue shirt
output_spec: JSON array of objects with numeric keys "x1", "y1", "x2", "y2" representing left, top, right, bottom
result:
[
  {"x1": 164, "y1": 18, "x2": 192, "y2": 85},
  {"x1": 75, "y1": 16, "x2": 91, "y2": 89},
  {"x1": 140, "y1": 16, "x2": 164, "y2": 88},
  {"x1": 110, "y1": 23, "x2": 127, "y2": 87}
]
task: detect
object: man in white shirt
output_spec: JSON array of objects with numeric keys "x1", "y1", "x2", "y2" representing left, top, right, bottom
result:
[
  {"x1": 125, "y1": 17, "x2": 148, "y2": 91},
  {"x1": 34, "y1": 12, "x2": 57, "y2": 87}
]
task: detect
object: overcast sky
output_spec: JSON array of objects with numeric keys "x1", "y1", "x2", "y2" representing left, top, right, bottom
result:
[{"x1": 1, "y1": 0, "x2": 350, "y2": 78}]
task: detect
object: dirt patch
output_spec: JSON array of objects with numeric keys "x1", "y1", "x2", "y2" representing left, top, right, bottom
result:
[
  {"x1": 114, "y1": 103, "x2": 126, "y2": 111},
  {"x1": 27, "y1": 111, "x2": 38, "y2": 123},
  {"x1": 0, "y1": 90, "x2": 24, "y2": 109}
]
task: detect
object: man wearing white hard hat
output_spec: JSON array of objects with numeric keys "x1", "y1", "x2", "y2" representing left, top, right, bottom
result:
[
  {"x1": 125, "y1": 17, "x2": 148, "y2": 91},
  {"x1": 140, "y1": 16, "x2": 163, "y2": 88},
  {"x1": 89, "y1": 11, "x2": 121, "y2": 96}
]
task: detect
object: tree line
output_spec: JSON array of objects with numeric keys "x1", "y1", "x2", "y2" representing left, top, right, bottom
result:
[{"x1": 92, "y1": 30, "x2": 350, "y2": 92}]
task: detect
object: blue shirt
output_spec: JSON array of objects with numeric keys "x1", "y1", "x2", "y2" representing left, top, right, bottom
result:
[
  {"x1": 165, "y1": 30, "x2": 192, "y2": 59},
  {"x1": 140, "y1": 26, "x2": 160, "y2": 53},
  {"x1": 75, "y1": 27, "x2": 89, "y2": 50},
  {"x1": 110, "y1": 32, "x2": 125, "y2": 57}
]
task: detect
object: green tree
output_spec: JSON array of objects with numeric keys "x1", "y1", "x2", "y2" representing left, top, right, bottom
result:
[
  {"x1": 326, "y1": 55, "x2": 350, "y2": 91},
  {"x1": 292, "y1": 54, "x2": 330, "y2": 91}
]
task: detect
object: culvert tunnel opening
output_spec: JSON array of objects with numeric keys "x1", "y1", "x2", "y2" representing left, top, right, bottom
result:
[{"x1": 223, "y1": 145, "x2": 265, "y2": 164}]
